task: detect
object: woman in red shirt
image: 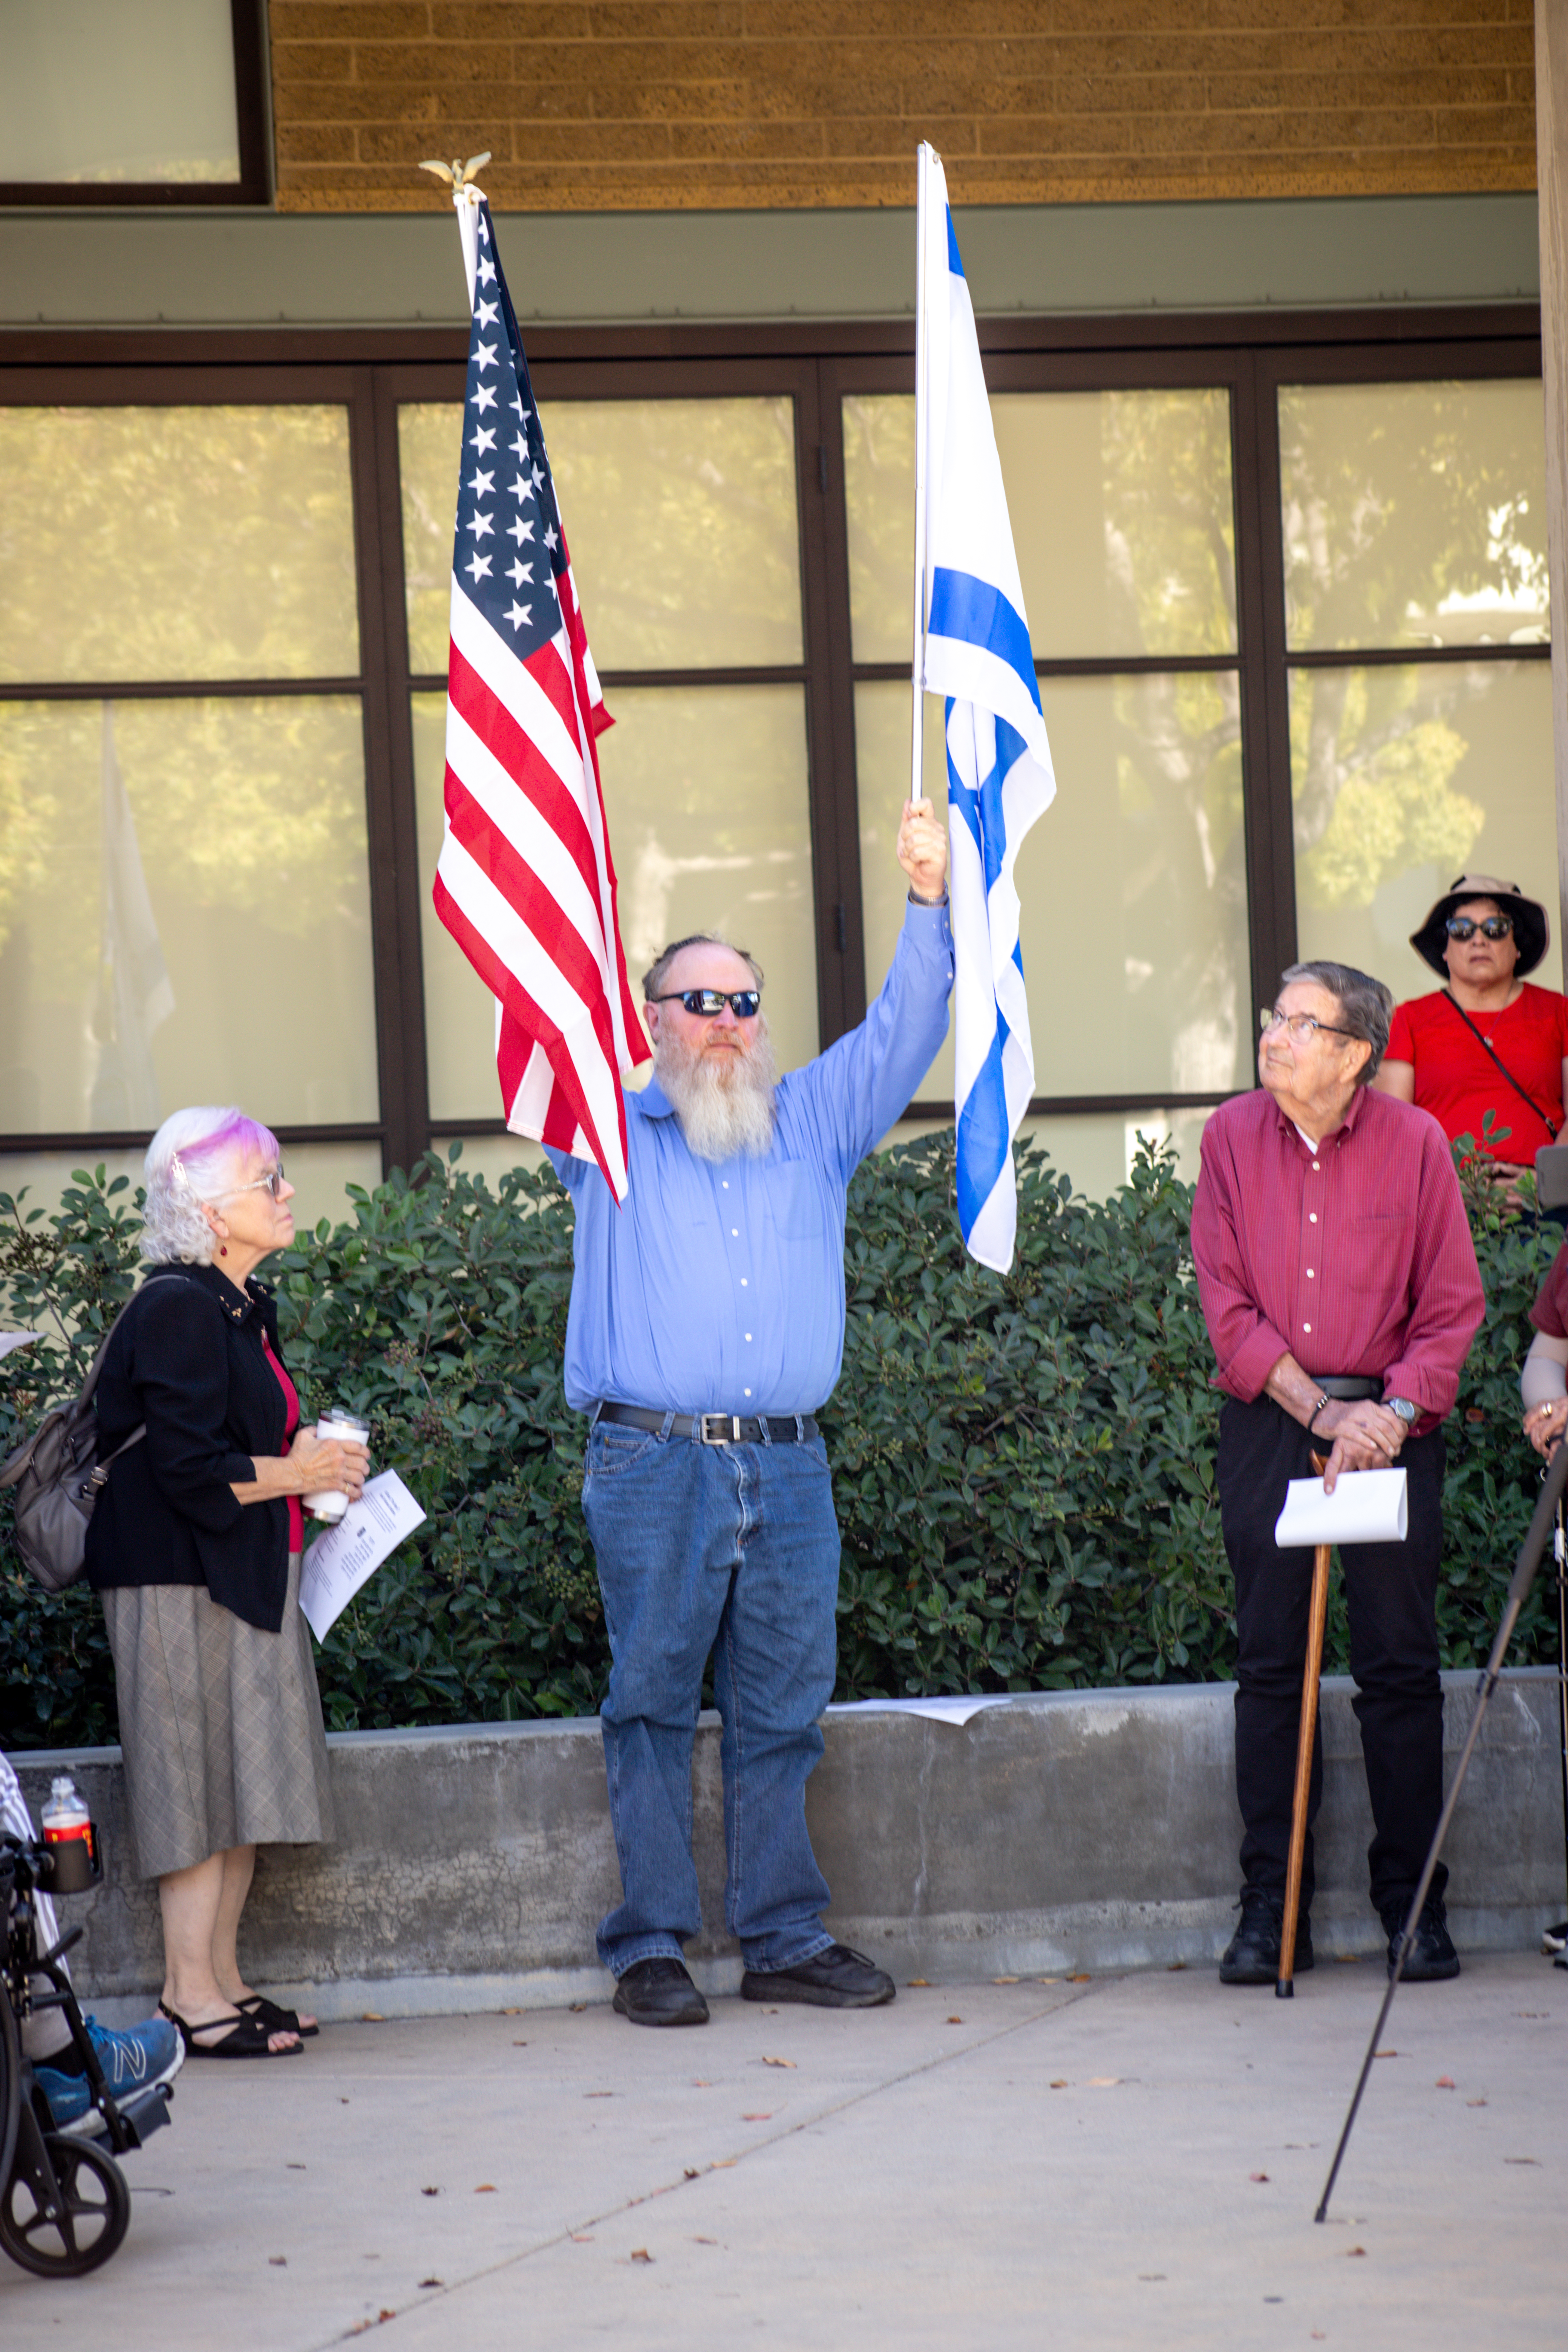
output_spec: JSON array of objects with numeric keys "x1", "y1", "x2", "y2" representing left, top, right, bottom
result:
[{"x1": 1373, "y1": 872, "x2": 1568, "y2": 1169}]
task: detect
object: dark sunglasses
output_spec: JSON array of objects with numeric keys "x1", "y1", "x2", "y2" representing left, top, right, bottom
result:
[
  {"x1": 651, "y1": 988, "x2": 762, "y2": 1019},
  {"x1": 1446, "y1": 914, "x2": 1513, "y2": 942}
]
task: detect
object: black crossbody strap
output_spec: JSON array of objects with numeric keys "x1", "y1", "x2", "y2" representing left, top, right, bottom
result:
[{"x1": 1440, "y1": 989, "x2": 1560, "y2": 1141}]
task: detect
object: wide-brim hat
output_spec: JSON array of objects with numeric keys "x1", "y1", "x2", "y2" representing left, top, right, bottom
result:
[{"x1": 1409, "y1": 872, "x2": 1550, "y2": 979}]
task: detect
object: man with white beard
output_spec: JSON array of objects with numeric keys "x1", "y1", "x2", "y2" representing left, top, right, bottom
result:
[{"x1": 545, "y1": 797, "x2": 951, "y2": 2026}]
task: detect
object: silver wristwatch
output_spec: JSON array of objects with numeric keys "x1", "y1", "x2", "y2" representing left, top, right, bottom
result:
[{"x1": 1386, "y1": 1396, "x2": 1418, "y2": 1427}]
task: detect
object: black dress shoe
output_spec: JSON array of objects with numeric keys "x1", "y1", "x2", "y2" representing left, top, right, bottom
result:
[
  {"x1": 741, "y1": 1943, "x2": 896, "y2": 2009},
  {"x1": 1218, "y1": 1888, "x2": 1314, "y2": 1985},
  {"x1": 612, "y1": 1957, "x2": 710, "y2": 2027},
  {"x1": 1382, "y1": 1894, "x2": 1460, "y2": 1981}
]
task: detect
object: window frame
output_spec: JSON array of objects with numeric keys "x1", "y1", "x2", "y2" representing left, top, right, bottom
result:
[
  {"x1": 0, "y1": 303, "x2": 1543, "y2": 1179},
  {"x1": 0, "y1": 0, "x2": 271, "y2": 210}
]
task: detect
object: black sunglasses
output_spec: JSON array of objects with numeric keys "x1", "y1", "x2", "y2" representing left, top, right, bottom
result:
[
  {"x1": 1446, "y1": 914, "x2": 1513, "y2": 942},
  {"x1": 650, "y1": 988, "x2": 762, "y2": 1019}
]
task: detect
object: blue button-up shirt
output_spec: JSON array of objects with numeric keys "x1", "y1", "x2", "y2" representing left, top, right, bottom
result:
[{"x1": 546, "y1": 901, "x2": 954, "y2": 1416}]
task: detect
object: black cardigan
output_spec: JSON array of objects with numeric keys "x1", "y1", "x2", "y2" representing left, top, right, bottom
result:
[{"x1": 85, "y1": 1260, "x2": 296, "y2": 1634}]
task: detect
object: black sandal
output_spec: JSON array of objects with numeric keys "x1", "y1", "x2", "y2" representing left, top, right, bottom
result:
[
  {"x1": 158, "y1": 1999, "x2": 302, "y2": 2058},
  {"x1": 236, "y1": 1994, "x2": 318, "y2": 2040}
]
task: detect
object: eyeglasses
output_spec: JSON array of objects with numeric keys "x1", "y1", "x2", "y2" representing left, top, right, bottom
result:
[
  {"x1": 1259, "y1": 1009, "x2": 1358, "y2": 1044},
  {"x1": 651, "y1": 989, "x2": 762, "y2": 1019},
  {"x1": 1446, "y1": 914, "x2": 1513, "y2": 942},
  {"x1": 222, "y1": 1164, "x2": 288, "y2": 1201}
]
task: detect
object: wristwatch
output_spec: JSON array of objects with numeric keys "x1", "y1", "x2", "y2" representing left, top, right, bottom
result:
[{"x1": 1386, "y1": 1396, "x2": 1418, "y2": 1427}]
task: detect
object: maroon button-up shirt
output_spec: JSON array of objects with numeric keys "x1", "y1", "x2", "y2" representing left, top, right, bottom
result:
[{"x1": 1190, "y1": 1084, "x2": 1484, "y2": 1430}]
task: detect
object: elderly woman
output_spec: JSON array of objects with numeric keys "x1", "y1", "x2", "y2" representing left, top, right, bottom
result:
[
  {"x1": 1374, "y1": 873, "x2": 1568, "y2": 1171},
  {"x1": 85, "y1": 1107, "x2": 368, "y2": 2059}
]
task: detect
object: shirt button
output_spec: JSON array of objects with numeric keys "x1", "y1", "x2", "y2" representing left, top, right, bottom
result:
[
  {"x1": 1309, "y1": 1213, "x2": 1317, "y2": 1224},
  {"x1": 741, "y1": 1277, "x2": 748, "y2": 1286},
  {"x1": 1306, "y1": 1269, "x2": 1315, "y2": 1279},
  {"x1": 744, "y1": 1387, "x2": 752, "y2": 1397},
  {"x1": 745, "y1": 1332, "x2": 752, "y2": 1341},
  {"x1": 1303, "y1": 1322, "x2": 1312, "y2": 1334},
  {"x1": 731, "y1": 1228, "x2": 738, "y2": 1237},
  {"x1": 722, "y1": 1181, "x2": 729, "y2": 1189},
  {"x1": 1312, "y1": 1161, "x2": 1320, "y2": 1171}
]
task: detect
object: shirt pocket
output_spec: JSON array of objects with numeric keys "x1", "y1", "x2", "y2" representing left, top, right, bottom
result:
[{"x1": 765, "y1": 1160, "x2": 822, "y2": 1242}]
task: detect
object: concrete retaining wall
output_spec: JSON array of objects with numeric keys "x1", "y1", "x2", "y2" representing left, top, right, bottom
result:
[{"x1": 15, "y1": 1670, "x2": 1566, "y2": 2020}]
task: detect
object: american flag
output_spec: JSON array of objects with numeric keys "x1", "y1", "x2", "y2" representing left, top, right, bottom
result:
[{"x1": 431, "y1": 195, "x2": 649, "y2": 1197}]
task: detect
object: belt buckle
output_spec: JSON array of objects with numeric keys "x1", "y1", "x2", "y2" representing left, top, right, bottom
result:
[{"x1": 699, "y1": 1413, "x2": 740, "y2": 1446}]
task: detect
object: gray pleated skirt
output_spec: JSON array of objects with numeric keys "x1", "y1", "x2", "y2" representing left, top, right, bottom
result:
[{"x1": 101, "y1": 1551, "x2": 335, "y2": 1880}]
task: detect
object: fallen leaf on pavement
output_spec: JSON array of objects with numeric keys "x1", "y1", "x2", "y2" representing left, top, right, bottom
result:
[
  {"x1": 992, "y1": 1976, "x2": 1018, "y2": 1984},
  {"x1": 1250, "y1": 2172, "x2": 1269, "y2": 2183},
  {"x1": 1166, "y1": 1962, "x2": 1186, "y2": 1972},
  {"x1": 1049, "y1": 2079, "x2": 1068, "y2": 2089},
  {"x1": 683, "y1": 2168, "x2": 699, "y2": 2179},
  {"x1": 418, "y1": 2278, "x2": 443, "y2": 2289},
  {"x1": 420, "y1": 2188, "x2": 439, "y2": 2197},
  {"x1": 907, "y1": 1978, "x2": 930, "y2": 1986},
  {"x1": 710, "y1": 2160, "x2": 736, "y2": 2169},
  {"x1": 763, "y1": 2056, "x2": 796, "y2": 2068},
  {"x1": 1086, "y1": 2077, "x2": 1120, "y2": 2087},
  {"x1": 630, "y1": 2249, "x2": 653, "y2": 2263},
  {"x1": 378, "y1": 2312, "x2": 396, "y2": 2323},
  {"x1": 512, "y1": 2040, "x2": 527, "y2": 2047},
  {"x1": 947, "y1": 2015, "x2": 964, "y2": 2024},
  {"x1": 1467, "y1": 2098, "x2": 1488, "y2": 2107},
  {"x1": 475, "y1": 2184, "x2": 496, "y2": 2193},
  {"x1": 1069, "y1": 1973, "x2": 1091, "y2": 1982},
  {"x1": 741, "y1": 2112, "x2": 772, "y2": 2121},
  {"x1": 693, "y1": 2236, "x2": 717, "y2": 2245},
  {"x1": 1436, "y1": 2076, "x2": 1455, "y2": 2089},
  {"x1": 1347, "y1": 2246, "x2": 1367, "y2": 2257},
  {"x1": 361, "y1": 2012, "x2": 384, "y2": 2023},
  {"x1": 568, "y1": 2001, "x2": 587, "y2": 2013},
  {"x1": 1505, "y1": 2156, "x2": 1542, "y2": 2165},
  {"x1": 1374, "y1": 2048, "x2": 1398, "y2": 2058},
  {"x1": 269, "y1": 2256, "x2": 287, "y2": 2266},
  {"x1": 571, "y1": 2234, "x2": 595, "y2": 2242},
  {"x1": 585, "y1": 2091, "x2": 614, "y2": 2099}
]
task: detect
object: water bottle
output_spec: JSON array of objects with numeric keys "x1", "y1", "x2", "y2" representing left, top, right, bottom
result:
[{"x1": 40, "y1": 1773, "x2": 96, "y2": 1891}]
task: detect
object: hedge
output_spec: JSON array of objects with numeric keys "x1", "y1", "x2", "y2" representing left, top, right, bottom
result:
[{"x1": 0, "y1": 1132, "x2": 1558, "y2": 1752}]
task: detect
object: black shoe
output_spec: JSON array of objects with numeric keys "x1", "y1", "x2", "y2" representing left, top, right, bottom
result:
[
  {"x1": 1542, "y1": 1919, "x2": 1567, "y2": 1957},
  {"x1": 740, "y1": 1943, "x2": 896, "y2": 2009},
  {"x1": 1218, "y1": 1888, "x2": 1314, "y2": 1986},
  {"x1": 1382, "y1": 1895, "x2": 1460, "y2": 1982},
  {"x1": 612, "y1": 1957, "x2": 710, "y2": 2027}
]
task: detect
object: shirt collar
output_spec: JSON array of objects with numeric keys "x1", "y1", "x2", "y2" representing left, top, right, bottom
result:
[
  {"x1": 180, "y1": 1258, "x2": 264, "y2": 1324},
  {"x1": 1269, "y1": 1081, "x2": 1369, "y2": 1149},
  {"x1": 628, "y1": 1073, "x2": 679, "y2": 1121}
]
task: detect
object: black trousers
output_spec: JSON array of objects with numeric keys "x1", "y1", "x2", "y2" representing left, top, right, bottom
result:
[{"x1": 1217, "y1": 1395, "x2": 1448, "y2": 1920}]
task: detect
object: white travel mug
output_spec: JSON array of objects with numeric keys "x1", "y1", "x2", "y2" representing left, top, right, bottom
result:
[{"x1": 303, "y1": 1409, "x2": 370, "y2": 1523}]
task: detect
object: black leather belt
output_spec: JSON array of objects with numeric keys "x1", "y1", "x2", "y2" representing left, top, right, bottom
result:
[
  {"x1": 1315, "y1": 1376, "x2": 1382, "y2": 1401},
  {"x1": 596, "y1": 1402, "x2": 819, "y2": 1447}
]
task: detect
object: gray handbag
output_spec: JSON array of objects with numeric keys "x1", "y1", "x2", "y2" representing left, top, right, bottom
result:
[{"x1": 0, "y1": 1274, "x2": 188, "y2": 1594}]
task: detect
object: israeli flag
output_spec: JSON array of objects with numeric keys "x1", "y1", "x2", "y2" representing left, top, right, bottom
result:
[{"x1": 916, "y1": 145, "x2": 1056, "y2": 1274}]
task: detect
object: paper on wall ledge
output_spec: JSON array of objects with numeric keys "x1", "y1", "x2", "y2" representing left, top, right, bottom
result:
[
  {"x1": 1273, "y1": 1466, "x2": 1407, "y2": 1551},
  {"x1": 298, "y1": 1469, "x2": 427, "y2": 1643},
  {"x1": 825, "y1": 1695, "x2": 1014, "y2": 1729}
]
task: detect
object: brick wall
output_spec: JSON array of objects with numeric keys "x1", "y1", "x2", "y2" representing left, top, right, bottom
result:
[{"x1": 270, "y1": 0, "x2": 1538, "y2": 215}]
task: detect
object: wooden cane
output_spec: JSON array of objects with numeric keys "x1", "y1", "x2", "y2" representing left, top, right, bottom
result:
[{"x1": 1278, "y1": 1449, "x2": 1332, "y2": 2000}]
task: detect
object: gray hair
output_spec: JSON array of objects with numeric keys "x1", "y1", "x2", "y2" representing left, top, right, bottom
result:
[
  {"x1": 141, "y1": 1106, "x2": 279, "y2": 1265},
  {"x1": 642, "y1": 934, "x2": 764, "y2": 1003},
  {"x1": 1277, "y1": 961, "x2": 1394, "y2": 1082}
]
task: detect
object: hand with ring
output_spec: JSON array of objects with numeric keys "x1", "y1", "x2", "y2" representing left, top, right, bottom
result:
[{"x1": 1523, "y1": 1395, "x2": 1567, "y2": 1459}]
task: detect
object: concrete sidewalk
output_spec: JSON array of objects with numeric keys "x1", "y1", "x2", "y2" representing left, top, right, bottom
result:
[{"x1": 1, "y1": 1952, "x2": 1560, "y2": 2350}]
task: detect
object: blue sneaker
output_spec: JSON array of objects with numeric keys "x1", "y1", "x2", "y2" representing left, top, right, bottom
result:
[{"x1": 36, "y1": 2015, "x2": 184, "y2": 2138}]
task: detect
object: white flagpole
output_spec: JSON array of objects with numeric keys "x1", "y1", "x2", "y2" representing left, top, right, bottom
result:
[{"x1": 909, "y1": 141, "x2": 931, "y2": 812}]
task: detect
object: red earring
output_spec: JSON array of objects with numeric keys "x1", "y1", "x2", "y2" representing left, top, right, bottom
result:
[{"x1": 219, "y1": 1245, "x2": 227, "y2": 1257}]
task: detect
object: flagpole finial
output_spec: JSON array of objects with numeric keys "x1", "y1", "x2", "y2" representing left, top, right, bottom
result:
[{"x1": 419, "y1": 150, "x2": 491, "y2": 195}]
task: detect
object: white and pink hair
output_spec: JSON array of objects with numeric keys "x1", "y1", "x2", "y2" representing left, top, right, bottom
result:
[{"x1": 142, "y1": 1106, "x2": 279, "y2": 1265}]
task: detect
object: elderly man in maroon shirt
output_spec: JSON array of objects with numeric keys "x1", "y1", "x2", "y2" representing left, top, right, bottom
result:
[{"x1": 1191, "y1": 959, "x2": 1484, "y2": 1988}]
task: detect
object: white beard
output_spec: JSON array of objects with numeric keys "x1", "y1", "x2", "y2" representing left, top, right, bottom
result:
[{"x1": 656, "y1": 1022, "x2": 778, "y2": 1162}]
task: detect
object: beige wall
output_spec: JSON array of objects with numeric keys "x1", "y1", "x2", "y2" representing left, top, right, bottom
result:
[{"x1": 270, "y1": 0, "x2": 1538, "y2": 216}]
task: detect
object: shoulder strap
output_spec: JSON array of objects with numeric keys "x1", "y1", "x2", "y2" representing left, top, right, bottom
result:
[
  {"x1": 74, "y1": 1268, "x2": 204, "y2": 1409},
  {"x1": 1441, "y1": 989, "x2": 1560, "y2": 1142}
]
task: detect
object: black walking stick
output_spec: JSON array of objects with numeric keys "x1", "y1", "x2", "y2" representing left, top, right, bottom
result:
[{"x1": 1315, "y1": 1430, "x2": 1568, "y2": 2223}]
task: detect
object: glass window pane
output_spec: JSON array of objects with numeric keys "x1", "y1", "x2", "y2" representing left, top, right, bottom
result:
[
  {"x1": 875, "y1": 1110, "x2": 1212, "y2": 1197},
  {"x1": 858, "y1": 671, "x2": 1251, "y2": 1101},
  {"x1": 0, "y1": 408, "x2": 359, "y2": 684},
  {"x1": 843, "y1": 389, "x2": 1237, "y2": 664},
  {"x1": 0, "y1": 0, "x2": 239, "y2": 184},
  {"x1": 415, "y1": 681, "x2": 819, "y2": 1121},
  {"x1": 1291, "y1": 659, "x2": 1559, "y2": 1000},
  {"x1": 0, "y1": 698, "x2": 378, "y2": 1133},
  {"x1": 400, "y1": 397, "x2": 804, "y2": 679},
  {"x1": 1279, "y1": 381, "x2": 1550, "y2": 652}
]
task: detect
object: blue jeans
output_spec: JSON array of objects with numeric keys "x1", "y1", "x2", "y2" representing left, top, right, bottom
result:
[{"x1": 582, "y1": 1418, "x2": 841, "y2": 1977}]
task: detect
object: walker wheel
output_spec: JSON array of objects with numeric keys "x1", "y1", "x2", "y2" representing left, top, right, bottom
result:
[{"x1": 0, "y1": 2133, "x2": 131, "y2": 2277}]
